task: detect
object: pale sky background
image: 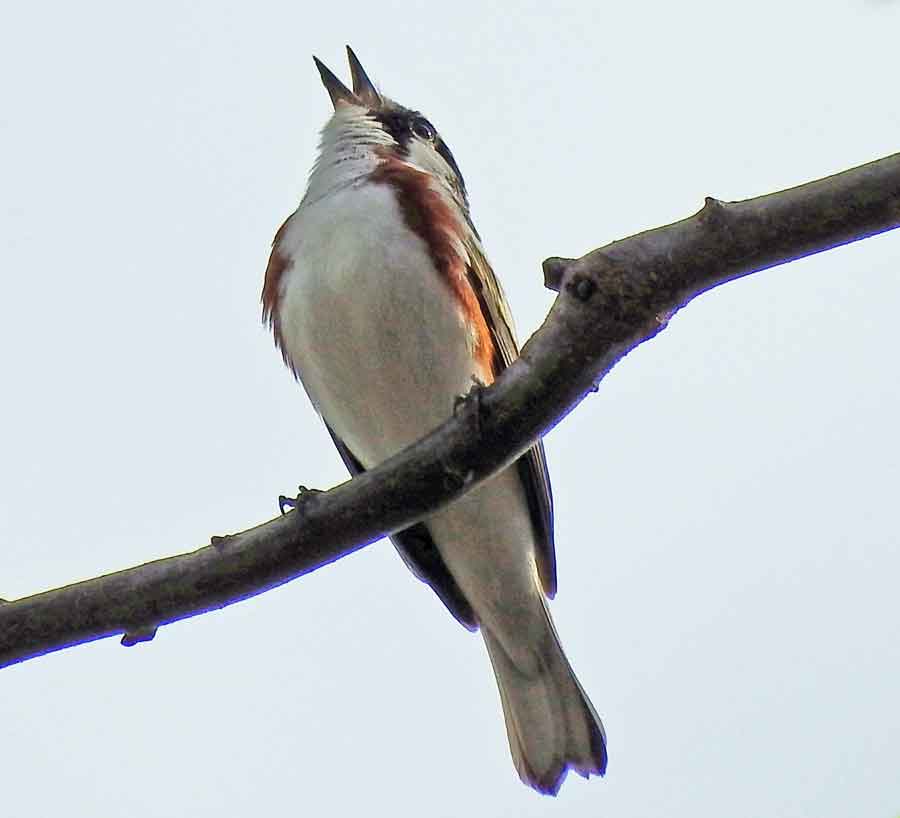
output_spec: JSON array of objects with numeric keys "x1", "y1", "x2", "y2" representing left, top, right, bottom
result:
[{"x1": 1, "y1": 2, "x2": 898, "y2": 816}]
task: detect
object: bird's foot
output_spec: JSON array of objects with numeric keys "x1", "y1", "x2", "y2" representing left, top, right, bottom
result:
[
  {"x1": 453, "y1": 376, "x2": 487, "y2": 434},
  {"x1": 278, "y1": 485, "x2": 322, "y2": 516}
]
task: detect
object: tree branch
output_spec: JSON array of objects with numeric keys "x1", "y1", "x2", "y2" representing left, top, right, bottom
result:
[{"x1": 2, "y1": 153, "x2": 898, "y2": 669}]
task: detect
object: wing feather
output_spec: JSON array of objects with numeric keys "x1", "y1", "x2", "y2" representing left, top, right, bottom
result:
[
  {"x1": 324, "y1": 423, "x2": 479, "y2": 629},
  {"x1": 464, "y1": 240, "x2": 557, "y2": 597}
]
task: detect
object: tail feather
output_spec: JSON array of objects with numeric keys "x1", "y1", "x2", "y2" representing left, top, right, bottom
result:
[{"x1": 483, "y1": 606, "x2": 607, "y2": 795}]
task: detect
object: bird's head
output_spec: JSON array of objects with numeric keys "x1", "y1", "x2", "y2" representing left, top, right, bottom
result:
[{"x1": 308, "y1": 47, "x2": 469, "y2": 210}]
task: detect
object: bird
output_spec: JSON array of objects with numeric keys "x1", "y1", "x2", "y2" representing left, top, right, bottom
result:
[{"x1": 262, "y1": 47, "x2": 607, "y2": 794}]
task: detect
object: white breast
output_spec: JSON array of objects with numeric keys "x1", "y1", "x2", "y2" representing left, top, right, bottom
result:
[
  {"x1": 276, "y1": 180, "x2": 483, "y2": 468},
  {"x1": 275, "y1": 165, "x2": 544, "y2": 654}
]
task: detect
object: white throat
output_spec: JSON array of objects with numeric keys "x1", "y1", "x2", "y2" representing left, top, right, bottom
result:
[{"x1": 302, "y1": 105, "x2": 395, "y2": 207}]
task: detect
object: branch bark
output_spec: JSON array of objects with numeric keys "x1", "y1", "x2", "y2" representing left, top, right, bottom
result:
[{"x1": 2, "y1": 153, "x2": 898, "y2": 669}]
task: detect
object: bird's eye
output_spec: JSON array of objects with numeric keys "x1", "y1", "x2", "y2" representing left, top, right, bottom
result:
[{"x1": 410, "y1": 117, "x2": 436, "y2": 141}]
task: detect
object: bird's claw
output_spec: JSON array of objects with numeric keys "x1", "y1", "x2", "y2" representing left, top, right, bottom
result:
[
  {"x1": 453, "y1": 376, "x2": 487, "y2": 433},
  {"x1": 279, "y1": 485, "x2": 321, "y2": 516}
]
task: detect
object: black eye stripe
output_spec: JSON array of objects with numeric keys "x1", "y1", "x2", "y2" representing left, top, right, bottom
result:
[
  {"x1": 374, "y1": 110, "x2": 413, "y2": 147},
  {"x1": 372, "y1": 106, "x2": 468, "y2": 200}
]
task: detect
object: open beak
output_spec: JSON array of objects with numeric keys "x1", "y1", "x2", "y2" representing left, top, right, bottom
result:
[
  {"x1": 313, "y1": 56, "x2": 359, "y2": 108},
  {"x1": 346, "y1": 46, "x2": 382, "y2": 108},
  {"x1": 313, "y1": 46, "x2": 382, "y2": 110}
]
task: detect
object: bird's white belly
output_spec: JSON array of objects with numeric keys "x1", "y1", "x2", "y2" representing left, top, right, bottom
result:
[
  {"x1": 277, "y1": 180, "x2": 543, "y2": 648},
  {"x1": 278, "y1": 181, "x2": 481, "y2": 466}
]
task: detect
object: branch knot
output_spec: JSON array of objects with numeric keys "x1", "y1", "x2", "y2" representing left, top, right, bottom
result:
[{"x1": 567, "y1": 274, "x2": 597, "y2": 302}]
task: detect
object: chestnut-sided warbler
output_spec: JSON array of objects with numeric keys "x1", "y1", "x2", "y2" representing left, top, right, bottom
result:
[{"x1": 262, "y1": 47, "x2": 606, "y2": 794}]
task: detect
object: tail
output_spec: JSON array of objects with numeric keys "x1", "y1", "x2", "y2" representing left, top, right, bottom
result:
[{"x1": 482, "y1": 603, "x2": 607, "y2": 795}]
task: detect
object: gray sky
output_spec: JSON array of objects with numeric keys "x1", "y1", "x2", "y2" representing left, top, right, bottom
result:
[{"x1": 2, "y1": 1, "x2": 898, "y2": 816}]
